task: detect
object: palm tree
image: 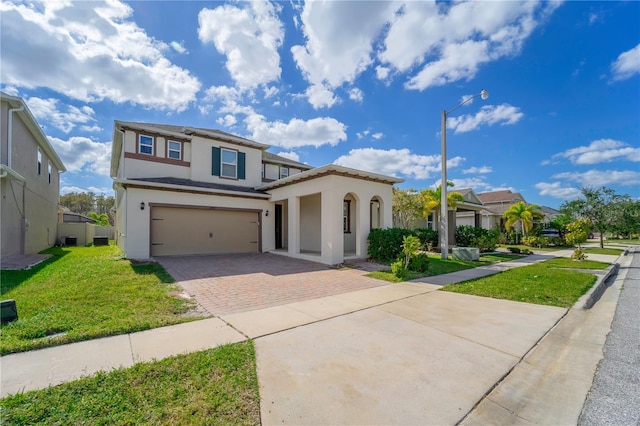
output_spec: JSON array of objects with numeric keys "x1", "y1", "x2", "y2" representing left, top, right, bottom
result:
[
  {"x1": 88, "y1": 212, "x2": 110, "y2": 226},
  {"x1": 503, "y1": 202, "x2": 543, "y2": 239},
  {"x1": 420, "y1": 182, "x2": 464, "y2": 228}
]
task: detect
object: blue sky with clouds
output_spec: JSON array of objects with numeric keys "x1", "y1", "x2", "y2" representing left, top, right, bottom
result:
[{"x1": 1, "y1": 0, "x2": 638, "y2": 209}]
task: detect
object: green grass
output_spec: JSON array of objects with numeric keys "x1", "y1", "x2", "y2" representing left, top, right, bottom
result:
[
  {"x1": 537, "y1": 257, "x2": 610, "y2": 270},
  {"x1": 0, "y1": 341, "x2": 260, "y2": 425},
  {"x1": 0, "y1": 244, "x2": 201, "y2": 355},
  {"x1": 498, "y1": 244, "x2": 567, "y2": 252},
  {"x1": 441, "y1": 260, "x2": 599, "y2": 307},
  {"x1": 365, "y1": 252, "x2": 523, "y2": 283},
  {"x1": 583, "y1": 247, "x2": 624, "y2": 256}
]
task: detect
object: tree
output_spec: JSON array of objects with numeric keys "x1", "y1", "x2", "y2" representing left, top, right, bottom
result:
[
  {"x1": 88, "y1": 212, "x2": 110, "y2": 226},
  {"x1": 392, "y1": 188, "x2": 423, "y2": 229},
  {"x1": 60, "y1": 191, "x2": 115, "y2": 225},
  {"x1": 549, "y1": 213, "x2": 573, "y2": 235},
  {"x1": 560, "y1": 186, "x2": 626, "y2": 248},
  {"x1": 420, "y1": 182, "x2": 464, "y2": 230},
  {"x1": 608, "y1": 198, "x2": 640, "y2": 239},
  {"x1": 503, "y1": 202, "x2": 543, "y2": 240},
  {"x1": 565, "y1": 219, "x2": 590, "y2": 260}
]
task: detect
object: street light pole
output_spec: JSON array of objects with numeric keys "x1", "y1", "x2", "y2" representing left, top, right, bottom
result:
[{"x1": 440, "y1": 89, "x2": 489, "y2": 260}]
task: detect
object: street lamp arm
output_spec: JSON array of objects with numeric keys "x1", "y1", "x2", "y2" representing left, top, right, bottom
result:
[{"x1": 445, "y1": 89, "x2": 489, "y2": 116}]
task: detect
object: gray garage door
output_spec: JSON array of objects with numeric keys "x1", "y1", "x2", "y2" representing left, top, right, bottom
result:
[{"x1": 151, "y1": 206, "x2": 260, "y2": 256}]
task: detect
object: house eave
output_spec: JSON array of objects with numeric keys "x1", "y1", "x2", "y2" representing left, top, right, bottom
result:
[
  {"x1": 0, "y1": 164, "x2": 26, "y2": 181},
  {"x1": 257, "y1": 164, "x2": 403, "y2": 190},
  {"x1": 114, "y1": 178, "x2": 271, "y2": 200}
]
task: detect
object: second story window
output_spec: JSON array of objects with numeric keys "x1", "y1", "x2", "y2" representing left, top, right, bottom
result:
[
  {"x1": 168, "y1": 140, "x2": 181, "y2": 160},
  {"x1": 221, "y1": 148, "x2": 237, "y2": 179},
  {"x1": 280, "y1": 167, "x2": 289, "y2": 179},
  {"x1": 37, "y1": 148, "x2": 42, "y2": 175},
  {"x1": 48, "y1": 161, "x2": 52, "y2": 183},
  {"x1": 261, "y1": 163, "x2": 265, "y2": 179},
  {"x1": 139, "y1": 135, "x2": 154, "y2": 155}
]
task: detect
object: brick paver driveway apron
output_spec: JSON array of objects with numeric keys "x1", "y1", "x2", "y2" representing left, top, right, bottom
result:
[{"x1": 156, "y1": 253, "x2": 387, "y2": 316}]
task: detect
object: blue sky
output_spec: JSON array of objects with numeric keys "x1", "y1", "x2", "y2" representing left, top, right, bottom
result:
[{"x1": 1, "y1": 0, "x2": 638, "y2": 209}]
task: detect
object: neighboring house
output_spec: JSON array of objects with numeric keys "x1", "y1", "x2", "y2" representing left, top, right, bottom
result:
[
  {"x1": 58, "y1": 207, "x2": 97, "y2": 224},
  {"x1": 477, "y1": 190, "x2": 559, "y2": 230},
  {"x1": 1, "y1": 92, "x2": 66, "y2": 257},
  {"x1": 110, "y1": 121, "x2": 402, "y2": 265}
]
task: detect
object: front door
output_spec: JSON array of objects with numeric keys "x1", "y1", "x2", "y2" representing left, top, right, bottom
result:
[{"x1": 275, "y1": 204, "x2": 283, "y2": 249}]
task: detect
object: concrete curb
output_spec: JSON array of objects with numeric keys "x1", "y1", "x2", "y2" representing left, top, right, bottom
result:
[{"x1": 574, "y1": 261, "x2": 620, "y2": 310}]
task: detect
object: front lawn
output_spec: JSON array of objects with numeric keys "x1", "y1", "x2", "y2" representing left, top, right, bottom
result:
[
  {"x1": 0, "y1": 341, "x2": 260, "y2": 425},
  {"x1": 0, "y1": 244, "x2": 201, "y2": 355},
  {"x1": 441, "y1": 259, "x2": 602, "y2": 307},
  {"x1": 365, "y1": 252, "x2": 523, "y2": 283},
  {"x1": 584, "y1": 247, "x2": 624, "y2": 256}
]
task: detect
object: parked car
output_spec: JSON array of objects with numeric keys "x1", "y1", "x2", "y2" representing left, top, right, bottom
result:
[{"x1": 541, "y1": 229, "x2": 561, "y2": 238}]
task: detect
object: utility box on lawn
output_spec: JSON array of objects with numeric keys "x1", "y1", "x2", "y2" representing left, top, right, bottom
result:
[
  {"x1": 1, "y1": 299, "x2": 18, "y2": 324},
  {"x1": 93, "y1": 236, "x2": 109, "y2": 246}
]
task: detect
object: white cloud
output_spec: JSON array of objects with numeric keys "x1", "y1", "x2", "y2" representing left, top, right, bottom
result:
[
  {"x1": 1, "y1": 85, "x2": 19, "y2": 96},
  {"x1": 245, "y1": 114, "x2": 347, "y2": 149},
  {"x1": 550, "y1": 139, "x2": 640, "y2": 165},
  {"x1": 552, "y1": 170, "x2": 640, "y2": 187},
  {"x1": 198, "y1": 1, "x2": 283, "y2": 90},
  {"x1": 463, "y1": 166, "x2": 492, "y2": 174},
  {"x1": 48, "y1": 136, "x2": 111, "y2": 176},
  {"x1": 333, "y1": 147, "x2": 464, "y2": 180},
  {"x1": 26, "y1": 97, "x2": 97, "y2": 133},
  {"x1": 611, "y1": 43, "x2": 640, "y2": 81},
  {"x1": 80, "y1": 125, "x2": 103, "y2": 133},
  {"x1": 379, "y1": 1, "x2": 560, "y2": 91},
  {"x1": 216, "y1": 114, "x2": 237, "y2": 127},
  {"x1": 349, "y1": 88, "x2": 364, "y2": 103},
  {"x1": 169, "y1": 41, "x2": 188, "y2": 54},
  {"x1": 291, "y1": 1, "x2": 395, "y2": 107},
  {"x1": 275, "y1": 151, "x2": 300, "y2": 162},
  {"x1": 372, "y1": 132, "x2": 383, "y2": 140},
  {"x1": 61, "y1": 185, "x2": 113, "y2": 196},
  {"x1": 447, "y1": 104, "x2": 523, "y2": 133},
  {"x1": 356, "y1": 130, "x2": 370, "y2": 139},
  {"x1": 376, "y1": 66, "x2": 391, "y2": 81},
  {"x1": 0, "y1": 0, "x2": 200, "y2": 111},
  {"x1": 305, "y1": 84, "x2": 339, "y2": 109},
  {"x1": 535, "y1": 182, "x2": 582, "y2": 200}
]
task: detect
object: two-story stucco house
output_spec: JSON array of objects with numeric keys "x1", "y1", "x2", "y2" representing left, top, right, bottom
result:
[
  {"x1": 110, "y1": 121, "x2": 402, "y2": 265},
  {"x1": 1, "y1": 92, "x2": 66, "y2": 257}
]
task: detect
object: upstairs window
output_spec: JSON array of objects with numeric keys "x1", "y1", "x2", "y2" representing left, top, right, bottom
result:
[
  {"x1": 261, "y1": 163, "x2": 265, "y2": 179},
  {"x1": 280, "y1": 167, "x2": 289, "y2": 179},
  {"x1": 167, "y1": 140, "x2": 182, "y2": 160},
  {"x1": 48, "y1": 161, "x2": 52, "y2": 183},
  {"x1": 221, "y1": 148, "x2": 238, "y2": 179},
  {"x1": 212, "y1": 147, "x2": 245, "y2": 180},
  {"x1": 37, "y1": 148, "x2": 42, "y2": 175},
  {"x1": 139, "y1": 135, "x2": 154, "y2": 155}
]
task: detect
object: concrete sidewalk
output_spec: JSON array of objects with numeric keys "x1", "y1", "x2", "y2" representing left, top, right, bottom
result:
[{"x1": 0, "y1": 247, "x2": 627, "y2": 425}]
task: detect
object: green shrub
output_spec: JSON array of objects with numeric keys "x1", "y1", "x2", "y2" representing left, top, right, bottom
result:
[
  {"x1": 408, "y1": 253, "x2": 430, "y2": 273},
  {"x1": 391, "y1": 260, "x2": 409, "y2": 280},
  {"x1": 522, "y1": 236, "x2": 539, "y2": 247},
  {"x1": 401, "y1": 235, "x2": 421, "y2": 268},
  {"x1": 571, "y1": 248, "x2": 587, "y2": 260},
  {"x1": 455, "y1": 226, "x2": 499, "y2": 252},
  {"x1": 414, "y1": 228, "x2": 438, "y2": 250},
  {"x1": 367, "y1": 228, "x2": 415, "y2": 263},
  {"x1": 507, "y1": 247, "x2": 521, "y2": 254}
]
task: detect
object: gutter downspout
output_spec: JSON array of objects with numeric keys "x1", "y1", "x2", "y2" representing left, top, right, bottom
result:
[{"x1": 7, "y1": 106, "x2": 24, "y2": 168}]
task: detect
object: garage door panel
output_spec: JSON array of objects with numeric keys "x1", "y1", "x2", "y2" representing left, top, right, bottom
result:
[{"x1": 151, "y1": 207, "x2": 259, "y2": 256}]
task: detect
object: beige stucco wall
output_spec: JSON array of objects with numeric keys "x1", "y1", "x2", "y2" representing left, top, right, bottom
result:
[
  {"x1": 120, "y1": 129, "x2": 263, "y2": 187},
  {"x1": 117, "y1": 185, "x2": 272, "y2": 260},
  {"x1": 1, "y1": 100, "x2": 61, "y2": 256},
  {"x1": 299, "y1": 193, "x2": 321, "y2": 252},
  {"x1": 267, "y1": 174, "x2": 394, "y2": 264}
]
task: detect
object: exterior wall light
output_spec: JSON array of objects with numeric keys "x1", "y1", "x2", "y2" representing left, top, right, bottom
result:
[{"x1": 140, "y1": 202, "x2": 145, "y2": 210}]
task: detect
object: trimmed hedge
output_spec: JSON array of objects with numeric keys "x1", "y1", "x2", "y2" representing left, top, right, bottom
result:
[
  {"x1": 455, "y1": 225, "x2": 499, "y2": 252},
  {"x1": 367, "y1": 228, "x2": 415, "y2": 263}
]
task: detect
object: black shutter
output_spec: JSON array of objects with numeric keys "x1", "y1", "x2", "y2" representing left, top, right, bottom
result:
[
  {"x1": 211, "y1": 147, "x2": 221, "y2": 176},
  {"x1": 238, "y1": 152, "x2": 246, "y2": 180}
]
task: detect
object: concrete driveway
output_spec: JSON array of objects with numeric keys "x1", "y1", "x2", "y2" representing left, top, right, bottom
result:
[
  {"x1": 243, "y1": 290, "x2": 565, "y2": 425},
  {"x1": 155, "y1": 253, "x2": 388, "y2": 316}
]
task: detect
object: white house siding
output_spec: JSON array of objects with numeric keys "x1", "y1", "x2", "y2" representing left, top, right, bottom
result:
[
  {"x1": 117, "y1": 185, "x2": 272, "y2": 260},
  {"x1": 266, "y1": 174, "x2": 393, "y2": 265}
]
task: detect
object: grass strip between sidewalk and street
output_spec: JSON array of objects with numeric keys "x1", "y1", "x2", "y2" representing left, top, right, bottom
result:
[
  {"x1": 0, "y1": 341, "x2": 260, "y2": 425},
  {"x1": 0, "y1": 244, "x2": 202, "y2": 355},
  {"x1": 441, "y1": 258, "x2": 611, "y2": 307}
]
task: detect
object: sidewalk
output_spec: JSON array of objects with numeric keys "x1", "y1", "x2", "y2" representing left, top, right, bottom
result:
[{"x1": 0, "y1": 247, "x2": 626, "y2": 417}]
